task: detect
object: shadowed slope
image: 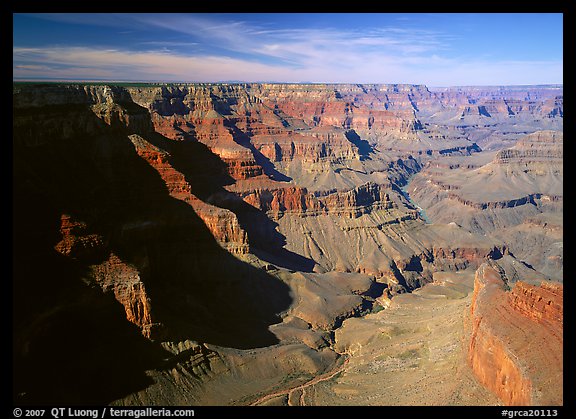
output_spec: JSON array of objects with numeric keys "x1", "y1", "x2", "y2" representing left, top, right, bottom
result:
[{"x1": 13, "y1": 96, "x2": 293, "y2": 404}]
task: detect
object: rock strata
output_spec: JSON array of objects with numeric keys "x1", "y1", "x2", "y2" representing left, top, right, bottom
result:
[{"x1": 467, "y1": 265, "x2": 562, "y2": 405}]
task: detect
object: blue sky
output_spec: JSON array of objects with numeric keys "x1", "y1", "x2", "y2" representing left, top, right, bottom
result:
[{"x1": 13, "y1": 13, "x2": 563, "y2": 86}]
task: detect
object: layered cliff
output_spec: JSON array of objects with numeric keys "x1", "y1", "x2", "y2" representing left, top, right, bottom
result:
[
  {"x1": 494, "y1": 130, "x2": 563, "y2": 168},
  {"x1": 467, "y1": 265, "x2": 562, "y2": 405},
  {"x1": 428, "y1": 86, "x2": 563, "y2": 121},
  {"x1": 507, "y1": 281, "x2": 562, "y2": 325}
]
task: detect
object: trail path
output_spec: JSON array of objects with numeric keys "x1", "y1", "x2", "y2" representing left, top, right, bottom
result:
[{"x1": 249, "y1": 357, "x2": 349, "y2": 406}]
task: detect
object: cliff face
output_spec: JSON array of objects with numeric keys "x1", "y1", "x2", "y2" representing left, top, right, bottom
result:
[
  {"x1": 429, "y1": 86, "x2": 563, "y2": 121},
  {"x1": 467, "y1": 265, "x2": 563, "y2": 406},
  {"x1": 507, "y1": 281, "x2": 562, "y2": 325},
  {"x1": 127, "y1": 133, "x2": 249, "y2": 254},
  {"x1": 494, "y1": 130, "x2": 563, "y2": 167},
  {"x1": 238, "y1": 181, "x2": 395, "y2": 219},
  {"x1": 13, "y1": 80, "x2": 561, "y2": 292},
  {"x1": 124, "y1": 83, "x2": 429, "y2": 167},
  {"x1": 90, "y1": 253, "x2": 155, "y2": 338}
]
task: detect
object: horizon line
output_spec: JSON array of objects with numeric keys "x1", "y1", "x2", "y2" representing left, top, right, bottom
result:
[{"x1": 12, "y1": 79, "x2": 564, "y2": 89}]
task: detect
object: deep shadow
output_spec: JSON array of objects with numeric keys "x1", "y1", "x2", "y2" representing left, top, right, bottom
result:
[
  {"x1": 142, "y1": 119, "x2": 314, "y2": 272},
  {"x1": 161, "y1": 136, "x2": 315, "y2": 273},
  {"x1": 13, "y1": 93, "x2": 295, "y2": 403},
  {"x1": 488, "y1": 247, "x2": 504, "y2": 260},
  {"x1": 210, "y1": 92, "x2": 235, "y2": 116},
  {"x1": 345, "y1": 129, "x2": 374, "y2": 160},
  {"x1": 478, "y1": 105, "x2": 492, "y2": 117},
  {"x1": 404, "y1": 255, "x2": 424, "y2": 272},
  {"x1": 13, "y1": 152, "x2": 168, "y2": 405},
  {"x1": 520, "y1": 260, "x2": 535, "y2": 270},
  {"x1": 365, "y1": 281, "x2": 387, "y2": 299}
]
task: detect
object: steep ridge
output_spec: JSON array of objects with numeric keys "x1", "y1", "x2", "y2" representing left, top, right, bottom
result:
[{"x1": 13, "y1": 82, "x2": 562, "y2": 405}]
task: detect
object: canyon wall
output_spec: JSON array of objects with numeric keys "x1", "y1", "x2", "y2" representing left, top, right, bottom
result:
[{"x1": 467, "y1": 265, "x2": 563, "y2": 405}]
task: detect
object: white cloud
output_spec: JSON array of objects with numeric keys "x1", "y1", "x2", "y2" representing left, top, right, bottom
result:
[
  {"x1": 12, "y1": 45, "x2": 563, "y2": 85},
  {"x1": 12, "y1": 14, "x2": 562, "y2": 85},
  {"x1": 13, "y1": 46, "x2": 298, "y2": 82}
]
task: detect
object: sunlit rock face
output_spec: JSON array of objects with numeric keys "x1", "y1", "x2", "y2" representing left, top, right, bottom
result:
[{"x1": 467, "y1": 265, "x2": 562, "y2": 406}]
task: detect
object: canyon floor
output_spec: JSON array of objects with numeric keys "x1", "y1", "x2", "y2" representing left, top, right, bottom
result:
[
  {"x1": 13, "y1": 83, "x2": 562, "y2": 406},
  {"x1": 257, "y1": 270, "x2": 500, "y2": 406}
]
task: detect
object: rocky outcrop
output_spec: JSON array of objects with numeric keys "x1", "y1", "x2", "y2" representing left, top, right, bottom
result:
[
  {"x1": 236, "y1": 181, "x2": 397, "y2": 220},
  {"x1": 467, "y1": 264, "x2": 563, "y2": 405},
  {"x1": 385, "y1": 244, "x2": 506, "y2": 292},
  {"x1": 54, "y1": 213, "x2": 156, "y2": 337},
  {"x1": 240, "y1": 185, "x2": 321, "y2": 216},
  {"x1": 253, "y1": 128, "x2": 361, "y2": 163},
  {"x1": 54, "y1": 214, "x2": 105, "y2": 259},
  {"x1": 508, "y1": 281, "x2": 562, "y2": 325},
  {"x1": 319, "y1": 182, "x2": 394, "y2": 217},
  {"x1": 90, "y1": 253, "x2": 156, "y2": 338}
]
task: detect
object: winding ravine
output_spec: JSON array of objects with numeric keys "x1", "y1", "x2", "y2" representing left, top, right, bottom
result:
[{"x1": 400, "y1": 176, "x2": 431, "y2": 224}]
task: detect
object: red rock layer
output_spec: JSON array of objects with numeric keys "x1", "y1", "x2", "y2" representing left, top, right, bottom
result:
[
  {"x1": 237, "y1": 181, "x2": 396, "y2": 219},
  {"x1": 255, "y1": 84, "x2": 424, "y2": 136},
  {"x1": 123, "y1": 83, "x2": 432, "y2": 174},
  {"x1": 128, "y1": 134, "x2": 249, "y2": 254},
  {"x1": 91, "y1": 253, "x2": 155, "y2": 338},
  {"x1": 252, "y1": 128, "x2": 360, "y2": 163},
  {"x1": 508, "y1": 281, "x2": 562, "y2": 325},
  {"x1": 467, "y1": 264, "x2": 563, "y2": 405},
  {"x1": 54, "y1": 214, "x2": 105, "y2": 258}
]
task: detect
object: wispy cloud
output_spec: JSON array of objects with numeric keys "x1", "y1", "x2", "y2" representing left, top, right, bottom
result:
[
  {"x1": 12, "y1": 45, "x2": 563, "y2": 85},
  {"x1": 15, "y1": 64, "x2": 52, "y2": 70},
  {"x1": 13, "y1": 14, "x2": 563, "y2": 84},
  {"x1": 134, "y1": 14, "x2": 454, "y2": 64},
  {"x1": 13, "y1": 46, "x2": 295, "y2": 82},
  {"x1": 138, "y1": 41, "x2": 199, "y2": 47}
]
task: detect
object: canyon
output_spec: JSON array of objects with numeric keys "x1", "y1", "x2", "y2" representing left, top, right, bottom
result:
[{"x1": 12, "y1": 82, "x2": 562, "y2": 406}]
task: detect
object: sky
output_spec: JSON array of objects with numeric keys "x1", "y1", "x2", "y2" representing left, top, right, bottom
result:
[{"x1": 12, "y1": 13, "x2": 563, "y2": 86}]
